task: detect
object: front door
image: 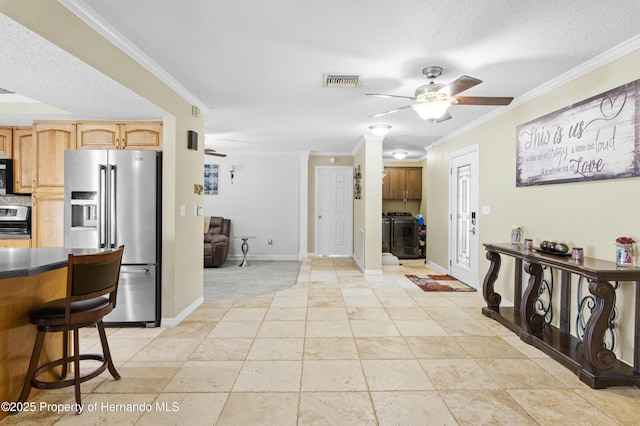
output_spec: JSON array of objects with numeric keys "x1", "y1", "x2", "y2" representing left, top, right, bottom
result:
[
  {"x1": 316, "y1": 166, "x2": 353, "y2": 256},
  {"x1": 449, "y1": 145, "x2": 479, "y2": 287}
]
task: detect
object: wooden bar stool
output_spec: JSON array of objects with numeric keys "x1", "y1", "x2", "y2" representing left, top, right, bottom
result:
[{"x1": 11, "y1": 246, "x2": 125, "y2": 415}]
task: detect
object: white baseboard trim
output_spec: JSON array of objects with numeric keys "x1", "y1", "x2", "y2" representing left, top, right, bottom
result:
[
  {"x1": 428, "y1": 261, "x2": 449, "y2": 274},
  {"x1": 227, "y1": 254, "x2": 300, "y2": 261},
  {"x1": 161, "y1": 296, "x2": 203, "y2": 327}
]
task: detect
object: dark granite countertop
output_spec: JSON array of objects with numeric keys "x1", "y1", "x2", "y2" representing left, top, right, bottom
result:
[{"x1": 0, "y1": 248, "x2": 104, "y2": 279}]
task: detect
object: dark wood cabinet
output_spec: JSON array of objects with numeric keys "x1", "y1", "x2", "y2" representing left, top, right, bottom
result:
[{"x1": 382, "y1": 167, "x2": 422, "y2": 200}]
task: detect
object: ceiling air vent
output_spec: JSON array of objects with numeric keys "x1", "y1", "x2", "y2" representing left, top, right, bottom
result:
[{"x1": 323, "y1": 74, "x2": 360, "y2": 88}]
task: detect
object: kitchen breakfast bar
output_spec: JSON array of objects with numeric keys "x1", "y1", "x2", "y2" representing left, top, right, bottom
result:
[{"x1": 0, "y1": 248, "x2": 101, "y2": 418}]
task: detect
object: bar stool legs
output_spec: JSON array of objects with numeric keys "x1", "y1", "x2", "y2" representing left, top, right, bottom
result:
[{"x1": 12, "y1": 323, "x2": 121, "y2": 415}]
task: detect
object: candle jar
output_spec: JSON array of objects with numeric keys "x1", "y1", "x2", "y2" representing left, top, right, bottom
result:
[
  {"x1": 523, "y1": 239, "x2": 533, "y2": 251},
  {"x1": 616, "y1": 243, "x2": 634, "y2": 266},
  {"x1": 572, "y1": 247, "x2": 583, "y2": 261}
]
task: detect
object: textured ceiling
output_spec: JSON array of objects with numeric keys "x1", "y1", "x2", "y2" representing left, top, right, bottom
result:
[
  {"x1": 2, "y1": 1, "x2": 640, "y2": 159},
  {"x1": 0, "y1": 13, "x2": 167, "y2": 125}
]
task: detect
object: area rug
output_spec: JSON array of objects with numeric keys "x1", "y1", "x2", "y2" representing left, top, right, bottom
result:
[
  {"x1": 204, "y1": 260, "x2": 301, "y2": 300},
  {"x1": 405, "y1": 274, "x2": 477, "y2": 292}
]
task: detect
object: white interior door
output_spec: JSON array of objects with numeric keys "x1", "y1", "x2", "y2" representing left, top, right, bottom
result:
[
  {"x1": 449, "y1": 145, "x2": 479, "y2": 287},
  {"x1": 316, "y1": 166, "x2": 353, "y2": 256}
]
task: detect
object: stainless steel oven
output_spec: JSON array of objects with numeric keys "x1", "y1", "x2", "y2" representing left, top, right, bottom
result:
[
  {"x1": 0, "y1": 205, "x2": 30, "y2": 237},
  {"x1": 0, "y1": 159, "x2": 14, "y2": 195}
]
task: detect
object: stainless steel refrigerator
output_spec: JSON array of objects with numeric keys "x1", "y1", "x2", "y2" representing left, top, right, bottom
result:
[{"x1": 64, "y1": 150, "x2": 161, "y2": 327}]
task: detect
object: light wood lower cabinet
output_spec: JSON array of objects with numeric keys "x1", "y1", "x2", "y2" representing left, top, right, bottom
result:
[
  {"x1": 0, "y1": 239, "x2": 31, "y2": 248},
  {"x1": 32, "y1": 189, "x2": 64, "y2": 248}
]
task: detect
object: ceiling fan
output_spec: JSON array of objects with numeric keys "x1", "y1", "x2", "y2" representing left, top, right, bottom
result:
[
  {"x1": 204, "y1": 149, "x2": 227, "y2": 157},
  {"x1": 366, "y1": 66, "x2": 513, "y2": 122}
]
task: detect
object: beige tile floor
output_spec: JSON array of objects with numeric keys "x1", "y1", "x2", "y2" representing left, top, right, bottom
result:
[{"x1": 3, "y1": 257, "x2": 640, "y2": 425}]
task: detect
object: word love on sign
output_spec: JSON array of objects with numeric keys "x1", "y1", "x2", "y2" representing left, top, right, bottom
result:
[{"x1": 516, "y1": 79, "x2": 638, "y2": 187}]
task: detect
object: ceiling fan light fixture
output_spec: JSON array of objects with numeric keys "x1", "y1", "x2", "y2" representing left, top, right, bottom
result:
[
  {"x1": 392, "y1": 152, "x2": 408, "y2": 160},
  {"x1": 411, "y1": 100, "x2": 451, "y2": 120},
  {"x1": 368, "y1": 124, "x2": 391, "y2": 137}
]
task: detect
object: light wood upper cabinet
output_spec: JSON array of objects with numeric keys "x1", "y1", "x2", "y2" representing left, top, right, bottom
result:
[
  {"x1": 120, "y1": 122, "x2": 162, "y2": 150},
  {"x1": 76, "y1": 122, "x2": 119, "y2": 149},
  {"x1": 13, "y1": 127, "x2": 34, "y2": 193},
  {"x1": 382, "y1": 167, "x2": 422, "y2": 200},
  {"x1": 0, "y1": 127, "x2": 12, "y2": 158},
  {"x1": 76, "y1": 121, "x2": 162, "y2": 150},
  {"x1": 33, "y1": 121, "x2": 75, "y2": 188}
]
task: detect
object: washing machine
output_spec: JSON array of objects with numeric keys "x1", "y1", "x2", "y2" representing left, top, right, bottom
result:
[{"x1": 387, "y1": 212, "x2": 420, "y2": 259}]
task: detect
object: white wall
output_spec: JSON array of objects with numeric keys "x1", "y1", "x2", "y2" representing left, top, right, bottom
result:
[{"x1": 204, "y1": 152, "x2": 301, "y2": 260}]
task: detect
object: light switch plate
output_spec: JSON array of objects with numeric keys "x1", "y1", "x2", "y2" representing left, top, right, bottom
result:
[
  {"x1": 180, "y1": 205, "x2": 186, "y2": 216},
  {"x1": 481, "y1": 205, "x2": 491, "y2": 215}
]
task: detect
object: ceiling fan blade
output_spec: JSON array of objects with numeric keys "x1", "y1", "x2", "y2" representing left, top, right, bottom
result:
[
  {"x1": 369, "y1": 105, "x2": 413, "y2": 118},
  {"x1": 366, "y1": 93, "x2": 415, "y2": 100},
  {"x1": 439, "y1": 75, "x2": 482, "y2": 96},
  {"x1": 204, "y1": 149, "x2": 227, "y2": 157},
  {"x1": 454, "y1": 96, "x2": 514, "y2": 106}
]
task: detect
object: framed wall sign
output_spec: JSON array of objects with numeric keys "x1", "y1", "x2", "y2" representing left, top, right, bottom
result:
[{"x1": 516, "y1": 79, "x2": 639, "y2": 186}]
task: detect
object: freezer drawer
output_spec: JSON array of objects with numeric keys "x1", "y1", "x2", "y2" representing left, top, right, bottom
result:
[{"x1": 104, "y1": 264, "x2": 157, "y2": 325}]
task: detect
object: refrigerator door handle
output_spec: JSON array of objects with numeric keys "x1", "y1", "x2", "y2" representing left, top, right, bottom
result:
[
  {"x1": 99, "y1": 165, "x2": 107, "y2": 248},
  {"x1": 110, "y1": 164, "x2": 117, "y2": 249},
  {"x1": 121, "y1": 268, "x2": 150, "y2": 274}
]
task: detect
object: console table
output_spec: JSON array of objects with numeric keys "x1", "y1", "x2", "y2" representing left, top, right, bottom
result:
[{"x1": 482, "y1": 243, "x2": 640, "y2": 389}]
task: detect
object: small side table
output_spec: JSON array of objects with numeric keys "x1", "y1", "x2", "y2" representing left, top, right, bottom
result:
[{"x1": 234, "y1": 236, "x2": 256, "y2": 267}]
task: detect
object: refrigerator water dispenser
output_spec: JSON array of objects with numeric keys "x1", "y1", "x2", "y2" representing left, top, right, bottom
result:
[{"x1": 70, "y1": 191, "x2": 98, "y2": 229}]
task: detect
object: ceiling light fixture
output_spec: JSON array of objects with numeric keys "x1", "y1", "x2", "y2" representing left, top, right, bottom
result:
[
  {"x1": 411, "y1": 100, "x2": 451, "y2": 120},
  {"x1": 368, "y1": 124, "x2": 391, "y2": 137},
  {"x1": 392, "y1": 152, "x2": 408, "y2": 160}
]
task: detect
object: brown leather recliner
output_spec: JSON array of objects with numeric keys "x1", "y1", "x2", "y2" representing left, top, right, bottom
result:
[{"x1": 204, "y1": 216, "x2": 231, "y2": 267}]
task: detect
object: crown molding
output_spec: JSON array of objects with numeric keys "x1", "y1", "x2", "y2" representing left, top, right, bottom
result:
[
  {"x1": 58, "y1": 0, "x2": 209, "y2": 113},
  {"x1": 428, "y1": 34, "x2": 640, "y2": 149}
]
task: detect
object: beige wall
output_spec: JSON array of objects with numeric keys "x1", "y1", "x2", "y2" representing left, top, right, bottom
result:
[
  {"x1": 426, "y1": 48, "x2": 640, "y2": 363},
  {"x1": 353, "y1": 136, "x2": 383, "y2": 272},
  {"x1": 1, "y1": 0, "x2": 205, "y2": 320}
]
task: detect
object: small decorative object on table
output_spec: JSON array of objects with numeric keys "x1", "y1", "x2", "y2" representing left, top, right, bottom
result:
[
  {"x1": 511, "y1": 225, "x2": 523, "y2": 244},
  {"x1": 572, "y1": 247, "x2": 584, "y2": 261},
  {"x1": 615, "y1": 236, "x2": 635, "y2": 266},
  {"x1": 523, "y1": 238, "x2": 533, "y2": 251}
]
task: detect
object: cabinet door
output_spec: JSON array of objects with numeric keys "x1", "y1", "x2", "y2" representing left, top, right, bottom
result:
[
  {"x1": 32, "y1": 189, "x2": 64, "y2": 248},
  {"x1": 0, "y1": 128, "x2": 11, "y2": 158},
  {"x1": 13, "y1": 127, "x2": 34, "y2": 193},
  {"x1": 120, "y1": 122, "x2": 162, "y2": 150},
  {"x1": 34, "y1": 122, "x2": 75, "y2": 188},
  {"x1": 404, "y1": 168, "x2": 423, "y2": 199},
  {"x1": 0, "y1": 239, "x2": 31, "y2": 248},
  {"x1": 76, "y1": 122, "x2": 119, "y2": 150},
  {"x1": 384, "y1": 168, "x2": 406, "y2": 199}
]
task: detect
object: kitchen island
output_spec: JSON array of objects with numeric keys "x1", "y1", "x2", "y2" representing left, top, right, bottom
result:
[{"x1": 0, "y1": 248, "x2": 102, "y2": 419}]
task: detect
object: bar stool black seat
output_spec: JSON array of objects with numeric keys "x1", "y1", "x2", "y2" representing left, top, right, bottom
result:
[{"x1": 12, "y1": 246, "x2": 125, "y2": 415}]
